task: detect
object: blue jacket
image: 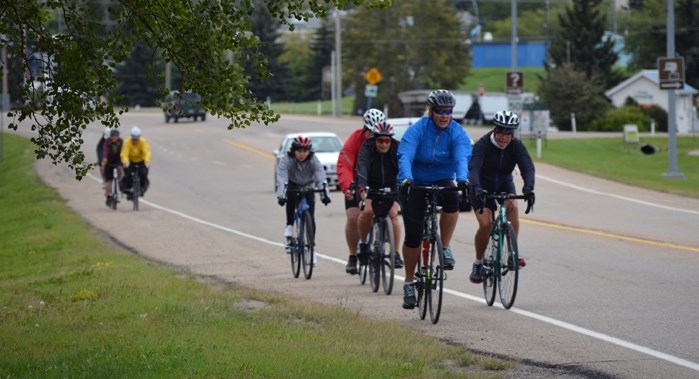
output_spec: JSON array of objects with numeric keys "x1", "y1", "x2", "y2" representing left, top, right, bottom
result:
[{"x1": 397, "y1": 116, "x2": 471, "y2": 185}]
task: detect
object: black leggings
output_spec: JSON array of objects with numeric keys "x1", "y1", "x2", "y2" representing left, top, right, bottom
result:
[
  {"x1": 400, "y1": 179, "x2": 458, "y2": 248},
  {"x1": 285, "y1": 182, "x2": 316, "y2": 228}
]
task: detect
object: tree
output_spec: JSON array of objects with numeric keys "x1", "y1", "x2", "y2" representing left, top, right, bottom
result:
[
  {"x1": 0, "y1": 0, "x2": 388, "y2": 178},
  {"x1": 244, "y1": 0, "x2": 293, "y2": 102},
  {"x1": 115, "y1": 41, "x2": 168, "y2": 107},
  {"x1": 547, "y1": 0, "x2": 620, "y2": 88},
  {"x1": 343, "y1": 0, "x2": 470, "y2": 115},
  {"x1": 300, "y1": 21, "x2": 335, "y2": 102},
  {"x1": 539, "y1": 63, "x2": 610, "y2": 131},
  {"x1": 621, "y1": 0, "x2": 699, "y2": 89},
  {"x1": 278, "y1": 32, "x2": 312, "y2": 102}
]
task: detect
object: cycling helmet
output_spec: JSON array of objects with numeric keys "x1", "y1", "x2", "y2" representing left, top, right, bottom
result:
[
  {"x1": 427, "y1": 89, "x2": 456, "y2": 108},
  {"x1": 373, "y1": 121, "x2": 394, "y2": 137},
  {"x1": 492, "y1": 110, "x2": 520, "y2": 130},
  {"x1": 363, "y1": 108, "x2": 386, "y2": 133},
  {"x1": 290, "y1": 135, "x2": 312, "y2": 151},
  {"x1": 102, "y1": 127, "x2": 111, "y2": 139},
  {"x1": 130, "y1": 126, "x2": 142, "y2": 137},
  {"x1": 109, "y1": 128, "x2": 120, "y2": 137}
]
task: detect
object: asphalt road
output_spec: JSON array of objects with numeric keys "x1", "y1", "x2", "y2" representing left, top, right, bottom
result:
[{"x1": 17, "y1": 110, "x2": 699, "y2": 378}]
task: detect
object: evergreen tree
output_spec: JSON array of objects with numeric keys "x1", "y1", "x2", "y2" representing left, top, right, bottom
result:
[
  {"x1": 115, "y1": 41, "x2": 164, "y2": 107},
  {"x1": 244, "y1": 0, "x2": 292, "y2": 102},
  {"x1": 547, "y1": 0, "x2": 620, "y2": 88},
  {"x1": 301, "y1": 21, "x2": 334, "y2": 102}
]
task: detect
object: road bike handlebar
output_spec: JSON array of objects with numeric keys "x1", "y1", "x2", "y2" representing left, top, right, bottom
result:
[{"x1": 478, "y1": 192, "x2": 534, "y2": 214}]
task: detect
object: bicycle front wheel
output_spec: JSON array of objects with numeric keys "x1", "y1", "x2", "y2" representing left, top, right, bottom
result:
[
  {"x1": 429, "y1": 234, "x2": 444, "y2": 324},
  {"x1": 380, "y1": 218, "x2": 395, "y2": 295},
  {"x1": 417, "y1": 239, "x2": 429, "y2": 320},
  {"x1": 301, "y1": 212, "x2": 315, "y2": 280},
  {"x1": 498, "y1": 223, "x2": 519, "y2": 309},
  {"x1": 111, "y1": 178, "x2": 118, "y2": 210},
  {"x1": 482, "y1": 233, "x2": 498, "y2": 306},
  {"x1": 369, "y1": 225, "x2": 380, "y2": 293},
  {"x1": 132, "y1": 172, "x2": 140, "y2": 211},
  {"x1": 290, "y1": 228, "x2": 301, "y2": 279}
]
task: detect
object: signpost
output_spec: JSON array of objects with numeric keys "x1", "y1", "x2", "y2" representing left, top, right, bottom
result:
[
  {"x1": 364, "y1": 67, "x2": 382, "y2": 110},
  {"x1": 658, "y1": 57, "x2": 684, "y2": 90},
  {"x1": 506, "y1": 71, "x2": 523, "y2": 95}
]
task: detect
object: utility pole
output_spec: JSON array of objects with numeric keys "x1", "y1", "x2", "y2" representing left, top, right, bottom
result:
[
  {"x1": 663, "y1": 0, "x2": 684, "y2": 179},
  {"x1": 333, "y1": 10, "x2": 342, "y2": 117}
]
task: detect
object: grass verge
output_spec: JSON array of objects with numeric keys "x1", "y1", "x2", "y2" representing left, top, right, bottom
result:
[
  {"x1": 523, "y1": 136, "x2": 699, "y2": 198},
  {"x1": 0, "y1": 133, "x2": 513, "y2": 378}
]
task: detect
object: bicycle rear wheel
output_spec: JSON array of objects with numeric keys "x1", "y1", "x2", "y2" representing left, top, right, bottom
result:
[
  {"x1": 369, "y1": 225, "x2": 380, "y2": 293},
  {"x1": 429, "y1": 234, "x2": 444, "y2": 324},
  {"x1": 482, "y1": 234, "x2": 498, "y2": 306},
  {"x1": 301, "y1": 212, "x2": 314, "y2": 280},
  {"x1": 498, "y1": 223, "x2": 519, "y2": 309},
  {"x1": 417, "y1": 239, "x2": 429, "y2": 320},
  {"x1": 380, "y1": 218, "x2": 395, "y2": 295},
  {"x1": 358, "y1": 231, "x2": 370, "y2": 285}
]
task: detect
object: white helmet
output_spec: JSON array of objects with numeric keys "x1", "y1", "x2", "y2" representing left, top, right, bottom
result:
[
  {"x1": 103, "y1": 127, "x2": 111, "y2": 139},
  {"x1": 130, "y1": 126, "x2": 142, "y2": 137},
  {"x1": 363, "y1": 108, "x2": 386, "y2": 133}
]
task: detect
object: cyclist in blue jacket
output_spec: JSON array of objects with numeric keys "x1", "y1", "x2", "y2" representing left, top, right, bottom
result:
[{"x1": 397, "y1": 89, "x2": 472, "y2": 310}]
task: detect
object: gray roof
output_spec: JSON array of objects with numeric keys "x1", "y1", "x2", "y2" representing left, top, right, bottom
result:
[{"x1": 605, "y1": 69, "x2": 698, "y2": 97}]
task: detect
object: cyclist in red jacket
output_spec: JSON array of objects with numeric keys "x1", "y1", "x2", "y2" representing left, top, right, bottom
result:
[{"x1": 336, "y1": 108, "x2": 382, "y2": 274}]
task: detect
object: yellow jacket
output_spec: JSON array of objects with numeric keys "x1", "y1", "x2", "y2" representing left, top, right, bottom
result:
[{"x1": 121, "y1": 137, "x2": 152, "y2": 165}]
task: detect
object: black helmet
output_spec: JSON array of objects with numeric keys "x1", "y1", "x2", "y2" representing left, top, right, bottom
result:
[
  {"x1": 492, "y1": 110, "x2": 520, "y2": 131},
  {"x1": 109, "y1": 128, "x2": 120, "y2": 137},
  {"x1": 427, "y1": 90, "x2": 456, "y2": 108}
]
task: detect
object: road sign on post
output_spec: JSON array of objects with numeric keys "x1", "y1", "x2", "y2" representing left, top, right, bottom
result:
[
  {"x1": 364, "y1": 67, "x2": 382, "y2": 85},
  {"x1": 658, "y1": 57, "x2": 685, "y2": 90},
  {"x1": 506, "y1": 71, "x2": 523, "y2": 94}
]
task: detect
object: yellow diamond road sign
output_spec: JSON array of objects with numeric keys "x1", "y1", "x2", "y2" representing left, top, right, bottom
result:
[{"x1": 364, "y1": 68, "x2": 382, "y2": 85}]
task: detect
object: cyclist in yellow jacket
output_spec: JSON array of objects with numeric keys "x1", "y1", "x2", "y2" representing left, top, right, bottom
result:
[{"x1": 120, "y1": 126, "x2": 152, "y2": 199}]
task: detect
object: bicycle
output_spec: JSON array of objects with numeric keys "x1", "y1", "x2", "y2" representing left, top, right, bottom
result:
[
  {"x1": 105, "y1": 164, "x2": 120, "y2": 210},
  {"x1": 357, "y1": 187, "x2": 396, "y2": 295},
  {"x1": 124, "y1": 164, "x2": 146, "y2": 211},
  {"x1": 412, "y1": 184, "x2": 461, "y2": 324},
  {"x1": 284, "y1": 184, "x2": 330, "y2": 280},
  {"x1": 479, "y1": 192, "x2": 530, "y2": 310}
]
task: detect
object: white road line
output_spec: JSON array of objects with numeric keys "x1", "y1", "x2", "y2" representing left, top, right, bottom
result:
[
  {"x1": 537, "y1": 174, "x2": 699, "y2": 215},
  {"x1": 86, "y1": 173, "x2": 699, "y2": 372}
]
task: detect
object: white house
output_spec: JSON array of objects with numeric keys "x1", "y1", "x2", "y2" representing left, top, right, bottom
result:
[{"x1": 605, "y1": 69, "x2": 698, "y2": 134}]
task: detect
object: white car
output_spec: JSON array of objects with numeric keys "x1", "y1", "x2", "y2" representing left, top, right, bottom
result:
[{"x1": 273, "y1": 132, "x2": 343, "y2": 191}]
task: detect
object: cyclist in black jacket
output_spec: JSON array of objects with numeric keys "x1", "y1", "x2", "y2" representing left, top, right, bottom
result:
[
  {"x1": 468, "y1": 110, "x2": 535, "y2": 284},
  {"x1": 356, "y1": 121, "x2": 404, "y2": 269}
]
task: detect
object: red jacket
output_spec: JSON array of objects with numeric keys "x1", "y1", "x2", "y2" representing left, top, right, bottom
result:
[{"x1": 336, "y1": 128, "x2": 368, "y2": 193}]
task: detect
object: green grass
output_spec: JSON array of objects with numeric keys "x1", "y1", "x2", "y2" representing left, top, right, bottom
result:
[
  {"x1": 460, "y1": 67, "x2": 545, "y2": 94},
  {"x1": 0, "y1": 133, "x2": 512, "y2": 378},
  {"x1": 523, "y1": 136, "x2": 699, "y2": 198}
]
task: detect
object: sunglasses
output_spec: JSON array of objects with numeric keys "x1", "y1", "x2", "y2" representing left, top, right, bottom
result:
[
  {"x1": 376, "y1": 137, "x2": 392, "y2": 145},
  {"x1": 433, "y1": 108, "x2": 453, "y2": 115},
  {"x1": 295, "y1": 148, "x2": 309, "y2": 152},
  {"x1": 494, "y1": 128, "x2": 514, "y2": 135}
]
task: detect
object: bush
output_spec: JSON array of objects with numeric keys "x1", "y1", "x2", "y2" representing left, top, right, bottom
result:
[
  {"x1": 589, "y1": 105, "x2": 651, "y2": 132},
  {"x1": 641, "y1": 104, "x2": 668, "y2": 132}
]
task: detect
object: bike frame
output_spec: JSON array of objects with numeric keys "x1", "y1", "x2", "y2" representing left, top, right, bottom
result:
[{"x1": 361, "y1": 187, "x2": 396, "y2": 295}]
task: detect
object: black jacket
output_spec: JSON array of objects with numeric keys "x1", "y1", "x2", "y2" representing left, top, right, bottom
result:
[
  {"x1": 468, "y1": 131, "x2": 535, "y2": 193},
  {"x1": 356, "y1": 137, "x2": 399, "y2": 190}
]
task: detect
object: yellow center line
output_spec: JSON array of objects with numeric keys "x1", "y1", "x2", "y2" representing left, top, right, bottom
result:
[
  {"x1": 223, "y1": 139, "x2": 275, "y2": 159},
  {"x1": 522, "y1": 218, "x2": 699, "y2": 253}
]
